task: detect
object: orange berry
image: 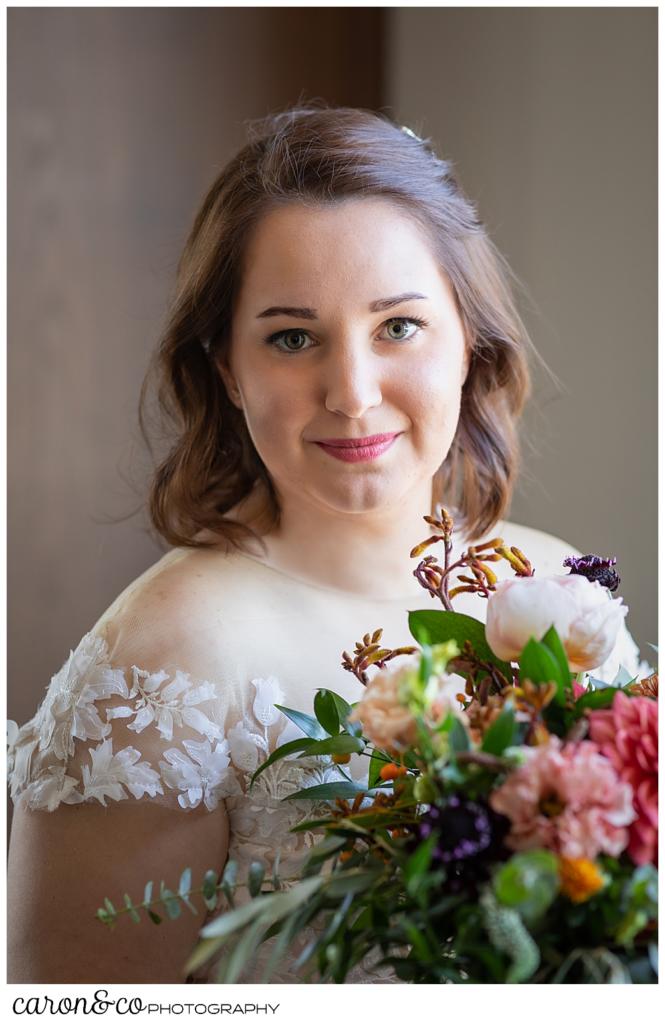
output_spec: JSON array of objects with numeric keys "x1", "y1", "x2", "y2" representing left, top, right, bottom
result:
[
  {"x1": 332, "y1": 753, "x2": 352, "y2": 764},
  {"x1": 339, "y1": 849, "x2": 354, "y2": 863},
  {"x1": 379, "y1": 763, "x2": 408, "y2": 782}
]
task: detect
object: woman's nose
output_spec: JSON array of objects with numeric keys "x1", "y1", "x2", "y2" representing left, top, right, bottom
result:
[{"x1": 323, "y1": 345, "x2": 383, "y2": 419}]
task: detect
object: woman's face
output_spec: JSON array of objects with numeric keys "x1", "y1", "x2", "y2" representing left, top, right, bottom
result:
[{"x1": 220, "y1": 198, "x2": 469, "y2": 518}]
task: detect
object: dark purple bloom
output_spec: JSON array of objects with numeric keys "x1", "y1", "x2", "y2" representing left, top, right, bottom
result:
[
  {"x1": 563, "y1": 554, "x2": 620, "y2": 592},
  {"x1": 415, "y1": 795, "x2": 510, "y2": 891}
]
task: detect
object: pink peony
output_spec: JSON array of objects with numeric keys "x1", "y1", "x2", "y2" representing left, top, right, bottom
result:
[
  {"x1": 589, "y1": 692, "x2": 658, "y2": 866},
  {"x1": 485, "y1": 574, "x2": 627, "y2": 672},
  {"x1": 490, "y1": 737, "x2": 635, "y2": 859}
]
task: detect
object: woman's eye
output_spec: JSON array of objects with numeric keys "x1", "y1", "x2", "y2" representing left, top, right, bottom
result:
[
  {"x1": 381, "y1": 317, "x2": 426, "y2": 342},
  {"x1": 267, "y1": 330, "x2": 313, "y2": 353},
  {"x1": 266, "y1": 316, "x2": 426, "y2": 353}
]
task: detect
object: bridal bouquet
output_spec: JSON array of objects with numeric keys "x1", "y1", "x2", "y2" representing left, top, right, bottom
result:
[{"x1": 100, "y1": 510, "x2": 658, "y2": 984}]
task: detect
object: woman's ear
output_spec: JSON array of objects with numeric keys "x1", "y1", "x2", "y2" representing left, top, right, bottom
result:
[
  {"x1": 461, "y1": 332, "x2": 473, "y2": 387},
  {"x1": 215, "y1": 355, "x2": 243, "y2": 409}
]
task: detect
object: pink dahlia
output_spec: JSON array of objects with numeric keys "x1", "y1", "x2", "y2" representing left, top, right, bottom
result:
[
  {"x1": 589, "y1": 692, "x2": 658, "y2": 866},
  {"x1": 490, "y1": 737, "x2": 635, "y2": 859}
]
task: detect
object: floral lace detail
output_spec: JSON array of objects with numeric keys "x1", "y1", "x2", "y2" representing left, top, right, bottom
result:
[{"x1": 6, "y1": 632, "x2": 350, "y2": 819}]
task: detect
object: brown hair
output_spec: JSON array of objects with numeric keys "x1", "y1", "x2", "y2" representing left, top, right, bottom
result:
[{"x1": 139, "y1": 101, "x2": 532, "y2": 550}]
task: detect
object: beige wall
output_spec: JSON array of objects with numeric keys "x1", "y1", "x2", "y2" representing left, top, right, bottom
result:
[
  {"x1": 7, "y1": 7, "x2": 384, "y2": 727},
  {"x1": 387, "y1": 7, "x2": 657, "y2": 658}
]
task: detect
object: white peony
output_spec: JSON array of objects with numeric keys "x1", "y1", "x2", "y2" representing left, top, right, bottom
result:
[{"x1": 485, "y1": 574, "x2": 628, "y2": 672}]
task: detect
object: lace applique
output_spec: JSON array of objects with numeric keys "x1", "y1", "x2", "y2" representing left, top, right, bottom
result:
[
  {"x1": 6, "y1": 633, "x2": 349, "y2": 818},
  {"x1": 6, "y1": 626, "x2": 327, "y2": 811}
]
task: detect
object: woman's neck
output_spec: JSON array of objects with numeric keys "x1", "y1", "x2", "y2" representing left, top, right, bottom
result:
[{"x1": 228, "y1": 480, "x2": 446, "y2": 600}]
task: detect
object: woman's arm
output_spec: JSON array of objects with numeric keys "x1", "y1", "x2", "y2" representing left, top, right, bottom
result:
[{"x1": 7, "y1": 797, "x2": 229, "y2": 984}]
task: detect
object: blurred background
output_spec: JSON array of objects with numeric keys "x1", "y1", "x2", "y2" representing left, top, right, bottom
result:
[{"x1": 8, "y1": 7, "x2": 657, "y2": 731}]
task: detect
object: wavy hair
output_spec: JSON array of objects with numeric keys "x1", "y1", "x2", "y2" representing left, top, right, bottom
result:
[{"x1": 139, "y1": 101, "x2": 532, "y2": 550}]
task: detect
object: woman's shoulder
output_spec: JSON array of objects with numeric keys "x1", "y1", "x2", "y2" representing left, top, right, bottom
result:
[{"x1": 90, "y1": 541, "x2": 265, "y2": 674}]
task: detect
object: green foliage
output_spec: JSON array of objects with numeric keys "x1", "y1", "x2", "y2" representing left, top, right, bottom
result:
[
  {"x1": 281, "y1": 780, "x2": 368, "y2": 802},
  {"x1": 367, "y1": 747, "x2": 392, "y2": 789},
  {"x1": 539, "y1": 626, "x2": 572, "y2": 697},
  {"x1": 481, "y1": 704, "x2": 518, "y2": 756},
  {"x1": 493, "y1": 851, "x2": 559, "y2": 925},
  {"x1": 447, "y1": 715, "x2": 470, "y2": 754},
  {"x1": 202, "y1": 869, "x2": 219, "y2": 911},
  {"x1": 408, "y1": 609, "x2": 512, "y2": 680},
  {"x1": 574, "y1": 687, "x2": 622, "y2": 712},
  {"x1": 313, "y1": 689, "x2": 340, "y2": 735},
  {"x1": 616, "y1": 864, "x2": 659, "y2": 945},
  {"x1": 248, "y1": 862, "x2": 266, "y2": 898},
  {"x1": 296, "y1": 734, "x2": 365, "y2": 758},
  {"x1": 480, "y1": 889, "x2": 540, "y2": 983},
  {"x1": 273, "y1": 705, "x2": 327, "y2": 740},
  {"x1": 159, "y1": 883, "x2": 181, "y2": 920},
  {"x1": 518, "y1": 637, "x2": 567, "y2": 703}
]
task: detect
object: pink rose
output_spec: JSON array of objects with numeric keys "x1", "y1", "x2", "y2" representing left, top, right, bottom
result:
[{"x1": 485, "y1": 574, "x2": 627, "y2": 671}]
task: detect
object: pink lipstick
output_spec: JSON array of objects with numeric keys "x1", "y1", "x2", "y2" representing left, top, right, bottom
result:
[{"x1": 313, "y1": 432, "x2": 401, "y2": 463}]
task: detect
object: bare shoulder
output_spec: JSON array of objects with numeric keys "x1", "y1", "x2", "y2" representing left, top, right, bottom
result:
[
  {"x1": 492, "y1": 519, "x2": 583, "y2": 576},
  {"x1": 89, "y1": 544, "x2": 238, "y2": 673}
]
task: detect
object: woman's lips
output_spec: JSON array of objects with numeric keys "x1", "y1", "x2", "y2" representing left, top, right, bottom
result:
[{"x1": 313, "y1": 432, "x2": 401, "y2": 463}]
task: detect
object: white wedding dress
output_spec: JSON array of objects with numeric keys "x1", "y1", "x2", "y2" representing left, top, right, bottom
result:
[{"x1": 7, "y1": 529, "x2": 644, "y2": 983}]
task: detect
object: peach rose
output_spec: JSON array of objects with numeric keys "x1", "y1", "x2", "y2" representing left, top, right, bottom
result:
[
  {"x1": 485, "y1": 574, "x2": 627, "y2": 672},
  {"x1": 348, "y1": 657, "x2": 421, "y2": 754}
]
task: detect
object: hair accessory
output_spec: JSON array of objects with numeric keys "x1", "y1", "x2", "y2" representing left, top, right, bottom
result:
[{"x1": 400, "y1": 125, "x2": 423, "y2": 142}]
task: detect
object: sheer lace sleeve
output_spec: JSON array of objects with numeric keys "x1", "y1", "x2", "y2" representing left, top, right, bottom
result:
[{"x1": 7, "y1": 629, "x2": 248, "y2": 814}]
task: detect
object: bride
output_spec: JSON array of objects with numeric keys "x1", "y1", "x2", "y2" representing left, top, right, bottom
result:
[{"x1": 7, "y1": 104, "x2": 642, "y2": 984}]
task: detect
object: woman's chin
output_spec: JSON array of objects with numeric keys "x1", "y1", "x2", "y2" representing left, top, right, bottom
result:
[{"x1": 303, "y1": 477, "x2": 415, "y2": 516}]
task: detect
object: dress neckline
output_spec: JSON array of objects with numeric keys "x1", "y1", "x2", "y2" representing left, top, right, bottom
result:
[{"x1": 230, "y1": 549, "x2": 428, "y2": 604}]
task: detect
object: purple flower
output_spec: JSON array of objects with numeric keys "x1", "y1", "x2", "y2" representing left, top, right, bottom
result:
[
  {"x1": 563, "y1": 554, "x2": 620, "y2": 592},
  {"x1": 415, "y1": 795, "x2": 510, "y2": 891}
]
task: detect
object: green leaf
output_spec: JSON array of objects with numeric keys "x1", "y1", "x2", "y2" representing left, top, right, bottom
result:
[
  {"x1": 314, "y1": 690, "x2": 340, "y2": 736},
  {"x1": 403, "y1": 832, "x2": 437, "y2": 898},
  {"x1": 216, "y1": 915, "x2": 268, "y2": 984},
  {"x1": 540, "y1": 626, "x2": 572, "y2": 698},
  {"x1": 575, "y1": 687, "x2": 621, "y2": 711},
  {"x1": 103, "y1": 897, "x2": 116, "y2": 916},
  {"x1": 297, "y1": 734, "x2": 364, "y2": 758},
  {"x1": 160, "y1": 887, "x2": 181, "y2": 920},
  {"x1": 178, "y1": 868, "x2": 192, "y2": 898},
  {"x1": 271, "y1": 849, "x2": 282, "y2": 892},
  {"x1": 518, "y1": 637, "x2": 566, "y2": 703},
  {"x1": 248, "y1": 861, "x2": 266, "y2": 898},
  {"x1": 220, "y1": 860, "x2": 238, "y2": 906},
  {"x1": 250, "y1": 737, "x2": 315, "y2": 786},
  {"x1": 143, "y1": 880, "x2": 153, "y2": 906},
  {"x1": 147, "y1": 909, "x2": 162, "y2": 925},
  {"x1": 331, "y1": 693, "x2": 361, "y2": 736},
  {"x1": 305, "y1": 835, "x2": 347, "y2": 865},
  {"x1": 493, "y1": 850, "x2": 559, "y2": 925},
  {"x1": 368, "y1": 748, "x2": 391, "y2": 789},
  {"x1": 202, "y1": 869, "x2": 219, "y2": 910},
  {"x1": 323, "y1": 869, "x2": 383, "y2": 898},
  {"x1": 419, "y1": 644, "x2": 433, "y2": 684},
  {"x1": 273, "y1": 705, "x2": 327, "y2": 740},
  {"x1": 408, "y1": 609, "x2": 511, "y2": 679},
  {"x1": 481, "y1": 704, "x2": 518, "y2": 755},
  {"x1": 123, "y1": 893, "x2": 141, "y2": 924},
  {"x1": 448, "y1": 716, "x2": 470, "y2": 754},
  {"x1": 199, "y1": 876, "x2": 326, "y2": 942},
  {"x1": 282, "y1": 781, "x2": 368, "y2": 802}
]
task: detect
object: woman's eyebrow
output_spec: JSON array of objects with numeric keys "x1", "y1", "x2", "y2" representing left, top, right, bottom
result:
[{"x1": 255, "y1": 292, "x2": 428, "y2": 320}]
